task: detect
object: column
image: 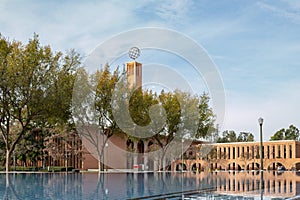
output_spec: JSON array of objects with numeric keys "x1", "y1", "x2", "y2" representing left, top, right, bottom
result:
[
  {"x1": 281, "y1": 144, "x2": 284, "y2": 158},
  {"x1": 133, "y1": 142, "x2": 138, "y2": 171},
  {"x1": 269, "y1": 145, "x2": 272, "y2": 159},
  {"x1": 275, "y1": 145, "x2": 278, "y2": 159},
  {"x1": 144, "y1": 144, "x2": 148, "y2": 171},
  {"x1": 220, "y1": 147, "x2": 224, "y2": 160},
  {"x1": 286, "y1": 144, "x2": 290, "y2": 159},
  {"x1": 292, "y1": 143, "x2": 296, "y2": 159}
]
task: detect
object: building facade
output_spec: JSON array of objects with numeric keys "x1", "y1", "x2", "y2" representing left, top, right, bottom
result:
[{"x1": 172, "y1": 140, "x2": 300, "y2": 172}]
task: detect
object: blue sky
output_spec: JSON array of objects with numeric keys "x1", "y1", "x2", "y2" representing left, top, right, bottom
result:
[{"x1": 1, "y1": 0, "x2": 300, "y2": 141}]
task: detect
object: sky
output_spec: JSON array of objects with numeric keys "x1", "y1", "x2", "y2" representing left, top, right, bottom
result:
[{"x1": 1, "y1": 0, "x2": 300, "y2": 141}]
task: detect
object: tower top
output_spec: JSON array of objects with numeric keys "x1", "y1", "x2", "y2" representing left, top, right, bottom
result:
[{"x1": 128, "y1": 47, "x2": 141, "y2": 60}]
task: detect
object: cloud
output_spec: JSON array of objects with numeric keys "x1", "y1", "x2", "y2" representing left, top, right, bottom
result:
[
  {"x1": 154, "y1": 0, "x2": 193, "y2": 22},
  {"x1": 0, "y1": 1, "x2": 145, "y2": 53},
  {"x1": 257, "y1": 1, "x2": 300, "y2": 24}
]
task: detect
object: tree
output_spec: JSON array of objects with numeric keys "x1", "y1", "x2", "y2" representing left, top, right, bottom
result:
[
  {"x1": 72, "y1": 62, "x2": 216, "y2": 171},
  {"x1": 72, "y1": 65, "x2": 124, "y2": 171},
  {"x1": 217, "y1": 130, "x2": 237, "y2": 143},
  {"x1": 151, "y1": 91, "x2": 214, "y2": 170},
  {"x1": 196, "y1": 93, "x2": 216, "y2": 139},
  {"x1": 94, "y1": 65, "x2": 123, "y2": 171},
  {"x1": 217, "y1": 131, "x2": 254, "y2": 143},
  {"x1": 0, "y1": 34, "x2": 79, "y2": 171},
  {"x1": 270, "y1": 129, "x2": 285, "y2": 141},
  {"x1": 285, "y1": 125, "x2": 299, "y2": 140},
  {"x1": 237, "y1": 132, "x2": 254, "y2": 142},
  {"x1": 270, "y1": 125, "x2": 300, "y2": 141}
]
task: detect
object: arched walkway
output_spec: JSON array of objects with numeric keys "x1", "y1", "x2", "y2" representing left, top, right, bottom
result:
[
  {"x1": 137, "y1": 140, "x2": 144, "y2": 164},
  {"x1": 227, "y1": 162, "x2": 242, "y2": 170},
  {"x1": 176, "y1": 163, "x2": 187, "y2": 171},
  {"x1": 290, "y1": 162, "x2": 300, "y2": 170},
  {"x1": 246, "y1": 162, "x2": 260, "y2": 170},
  {"x1": 267, "y1": 162, "x2": 286, "y2": 170},
  {"x1": 191, "y1": 163, "x2": 203, "y2": 172}
]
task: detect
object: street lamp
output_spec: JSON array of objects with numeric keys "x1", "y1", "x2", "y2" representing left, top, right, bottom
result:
[
  {"x1": 181, "y1": 139, "x2": 184, "y2": 199},
  {"x1": 258, "y1": 117, "x2": 264, "y2": 194},
  {"x1": 258, "y1": 117, "x2": 263, "y2": 171},
  {"x1": 105, "y1": 143, "x2": 108, "y2": 172},
  {"x1": 181, "y1": 139, "x2": 184, "y2": 171}
]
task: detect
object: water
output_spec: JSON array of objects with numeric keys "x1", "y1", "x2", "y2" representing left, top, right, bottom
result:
[{"x1": 0, "y1": 171, "x2": 299, "y2": 199}]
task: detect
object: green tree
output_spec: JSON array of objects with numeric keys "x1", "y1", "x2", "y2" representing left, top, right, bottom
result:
[
  {"x1": 151, "y1": 91, "x2": 214, "y2": 170},
  {"x1": 0, "y1": 34, "x2": 79, "y2": 171},
  {"x1": 217, "y1": 131, "x2": 254, "y2": 143},
  {"x1": 285, "y1": 125, "x2": 299, "y2": 140},
  {"x1": 196, "y1": 93, "x2": 216, "y2": 139},
  {"x1": 217, "y1": 130, "x2": 237, "y2": 143},
  {"x1": 94, "y1": 65, "x2": 123, "y2": 171},
  {"x1": 270, "y1": 129, "x2": 285, "y2": 141},
  {"x1": 72, "y1": 65, "x2": 125, "y2": 171},
  {"x1": 270, "y1": 125, "x2": 299, "y2": 141},
  {"x1": 237, "y1": 132, "x2": 254, "y2": 142}
]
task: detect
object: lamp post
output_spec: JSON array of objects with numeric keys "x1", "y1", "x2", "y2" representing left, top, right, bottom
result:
[
  {"x1": 181, "y1": 139, "x2": 184, "y2": 199},
  {"x1": 105, "y1": 143, "x2": 108, "y2": 172},
  {"x1": 258, "y1": 117, "x2": 264, "y2": 194},
  {"x1": 181, "y1": 139, "x2": 184, "y2": 171},
  {"x1": 258, "y1": 117, "x2": 263, "y2": 171}
]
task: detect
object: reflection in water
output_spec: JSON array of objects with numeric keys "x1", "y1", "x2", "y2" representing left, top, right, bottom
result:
[{"x1": 0, "y1": 171, "x2": 300, "y2": 199}]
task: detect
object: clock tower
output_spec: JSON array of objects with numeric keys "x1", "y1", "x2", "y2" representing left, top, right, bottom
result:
[{"x1": 126, "y1": 47, "x2": 142, "y2": 89}]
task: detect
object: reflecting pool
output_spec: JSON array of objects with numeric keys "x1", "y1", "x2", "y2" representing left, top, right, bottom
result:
[{"x1": 1, "y1": 171, "x2": 300, "y2": 199}]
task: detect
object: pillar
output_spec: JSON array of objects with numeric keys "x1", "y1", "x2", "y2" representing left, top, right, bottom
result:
[
  {"x1": 281, "y1": 144, "x2": 284, "y2": 159},
  {"x1": 275, "y1": 145, "x2": 278, "y2": 159},
  {"x1": 286, "y1": 144, "x2": 290, "y2": 159},
  {"x1": 133, "y1": 142, "x2": 138, "y2": 171},
  {"x1": 144, "y1": 144, "x2": 148, "y2": 171},
  {"x1": 292, "y1": 143, "x2": 296, "y2": 159},
  {"x1": 235, "y1": 146, "x2": 238, "y2": 159}
]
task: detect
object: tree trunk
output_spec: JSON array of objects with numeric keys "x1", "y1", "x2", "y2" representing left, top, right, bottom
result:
[
  {"x1": 6, "y1": 150, "x2": 11, "y2": 173},
  {"x1": 160, "y1": 149, "x2": 167, "y2": 171},
  {"x1": 98, "y1": 159, "x2": 101, "y2": 172}
]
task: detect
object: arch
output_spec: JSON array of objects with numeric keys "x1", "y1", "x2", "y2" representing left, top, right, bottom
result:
[
  {"x1": 190, "y1": 163, "x2": 202, "y2": 172},
  {"x1": 176, "y1": 163, "x2": 187, "y2": 171},
  {"x1": 246, "y1": 162, "x2": 260, "y2": 170},
  {"x1": 137, "y1": 140, "x2": 144, "y2": 153},
  {"x1": 137, "y1": 140, "x2": 144, "y2": 164},
  {"x1": 266, "y1": 162, "x2": 277, "y2": 170},
  {"x1": 267, "y1": 162, "x2": 287, "y2": 171},
  {"x1": 217, "y1": 164, "x2": 225, "y2": 171},
  {"x1": 290, "y1": 162, "x2": 300, "y2": 171},
  {"x1": 226, "y1": 162, "x2": 242, "y2": 171},
  {"x1": 126, "y1": 139, "x2": 134, "y2": 151},
  {"x1": 147, "y1": 140, "x2": 154, "y2": 150},
  {"x1": 236, "y1": 164, "x2": 242, "y2": 171},
  {"x1": 191, "y1": 163, "x2": 197, "y2": 172},
  {"x1": 166, "y1": 164, "x2": 172, "y2": 171}
]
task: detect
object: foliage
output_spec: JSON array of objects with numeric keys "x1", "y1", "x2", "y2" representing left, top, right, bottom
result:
[
  {"x1": 270, "y1": 125, "x2": 299, "y2": 141},
  {"x1": 217, "y1": 130, "x2": 254, "y2": 143},
  {"x1": 0, "y1": 33, "x2": 79, "y2": 171}
]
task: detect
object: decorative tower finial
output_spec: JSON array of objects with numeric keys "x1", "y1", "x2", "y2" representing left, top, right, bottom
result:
[{"x1": 128, "y1": 47, "x2": 141, "y2": 60}]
